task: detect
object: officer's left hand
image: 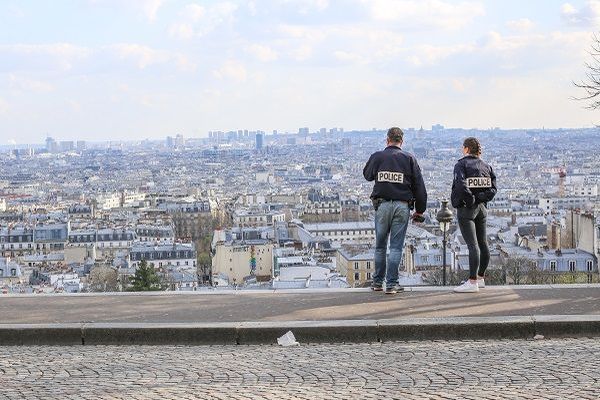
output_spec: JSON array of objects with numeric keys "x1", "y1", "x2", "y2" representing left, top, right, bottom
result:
[{"x1": 411, "y1": 213, "x2": 425, "y2": 223}]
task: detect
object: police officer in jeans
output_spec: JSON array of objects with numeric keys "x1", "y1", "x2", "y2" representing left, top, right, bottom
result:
[
  {"x1": 363, "y1": 127, "x2": 427, "y2": 294},
  {"x1": 451, "y1": 137, "x2": 497, "y2": 293}
]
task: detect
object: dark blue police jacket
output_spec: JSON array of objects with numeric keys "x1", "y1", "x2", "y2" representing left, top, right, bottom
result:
[
  {"x1": 363, "y1": 145, "x2": 427, "y2": 213},
  {"x1": 451, "y1": 155, "x2": 497, "y2": 209}
]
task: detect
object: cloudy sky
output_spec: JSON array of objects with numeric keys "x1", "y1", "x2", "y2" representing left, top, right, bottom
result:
[{"x1": 0, "y1": 0, "x2": 599, "y2": 143}]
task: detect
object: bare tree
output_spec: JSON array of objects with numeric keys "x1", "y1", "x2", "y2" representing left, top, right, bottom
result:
[
  {"x1": 525, "y1": 262, "x2": 550, "y2": 285},
  {"x1": 502, "y1": 256, "x2": 530, "y2": 285},
  {"x1": 89, "y1": 265, "x2": 119, "y2": 292},
  {"x1": 574, "y1": 33, "x2": 600, "y2": 109}
]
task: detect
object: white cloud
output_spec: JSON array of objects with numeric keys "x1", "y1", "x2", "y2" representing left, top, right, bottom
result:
[
  {"x1": 168, "y1": 23, "x2": 195, "y2": 40},
  {"x1": 184, "y1": 3, "x2": 206, "y2": 21},
  {"x1": 213, "y1": 60, "x2": 248, "y2": 82},
  {"x1": 89, "y1": 0, "x2": 166, "y2": 22},
  {"x1": 363, "y1": 0, "x2": 485, "y2": 29},
  {"x1": 280, "y1": 0, "x2": 329, "y2": 14},
  {"x1": 174, "y1": 54, "x2": 197, "y2": 72},
  {"x1": 106, "y1": 43, "x2": 196, "y2": 71},
  {"x1": 278, "y1": 24, "x2": 404, "y2": 64},
  {"x1": 333, "y1": 50, "x2": 366, "y2": 64},
  {"x1": 210, "y1": 2, "x2": 239, "y2": 22},
  {"x1": 0, "y1": 97, "x2": 8, "y2": 114},
  {"x1": 506, "y1": 18, "x2": 535, "y2": 32},
  {"x1": 8, "y1": 74, "x2": 54, "y2": 93},
  {"x1": 0, "y1": 43, "x2": 91, "y2": 71},
  {"x1": 245, "y1": 44, "x2": 278, "y2": 62},
  {"x1": 142, "y1": 0, "x2": 166, "y2": 22},
  {"x1": 1, "y1": 43, "x2": 91, "y2": 58},
  {"x1": 247, "y1": 1, "x2": 257, "y2": 16},
  {"x1": 169, "y1": 2, "x2": 239, "y2": 39},
  {"x1": 108, "y1": 43, "x2": 170, "y2": 68},
  {"x1": 289, "y1": 45, "x2": 313, "y2": 61},
  {"x1": 410, "y1": 43, "x2": 474, "y2": 66},
  {"x1": 561, "y1": 1, "x2": 600, "y2": 26}
]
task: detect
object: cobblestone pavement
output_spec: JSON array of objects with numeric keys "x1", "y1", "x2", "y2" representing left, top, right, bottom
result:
[{"x1": 1, "y1": 339, "x2": 599, "y2": 399}]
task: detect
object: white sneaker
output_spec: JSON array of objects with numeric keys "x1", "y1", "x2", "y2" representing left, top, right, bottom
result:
[
  {"x1": 454, "y1": 280, "x2": 479, "y2": 293},
  {"x1": 477, "y1": 277, "x2": 485, "y2": 288}
]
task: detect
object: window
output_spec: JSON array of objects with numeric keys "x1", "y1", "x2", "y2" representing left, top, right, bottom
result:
[
  {"x1": 366, "y1": 272, "x2": 371, "y2": 280},
  {"x1": 550, "y1": 261, "x2": 556, "y2": 272},
  {"x1": 569, "y1": 260, "x2": 576, "y2": 273},
  {"x1": 366, "y1": 261, "x2": 371, "y2": 270},
  {"x1": 354, "y1": 262, "x2": 359, "y2": 270},
  {"x1": 587, "y1": 260, "x2": 593, "y2": 272},
  {"x1": 10, "y1": 268, "x2": 16, "y2": 276},
  {"x1": 354, "y1": 272, "x2": 360, "y2": 281}
]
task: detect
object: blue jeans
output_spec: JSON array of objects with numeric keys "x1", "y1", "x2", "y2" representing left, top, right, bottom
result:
[
  {"x1": 373, "y1": 200, "x2": 410, "y2": 287},
  {"x1": 457, "y1": 204, "x2": 489, "y2": 280}
]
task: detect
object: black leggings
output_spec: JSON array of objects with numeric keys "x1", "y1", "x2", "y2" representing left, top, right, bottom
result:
[{"x1": 457, "y1": 204, "x2": 490, "y2": 280}]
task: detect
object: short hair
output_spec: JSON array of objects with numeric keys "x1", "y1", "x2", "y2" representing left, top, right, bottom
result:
[
  {"x1": 387, "y1": 127, "x2": 404, "y2": 143},
  {"x1": 463, "y1": 137, "x2": 482, "y2": 156}
]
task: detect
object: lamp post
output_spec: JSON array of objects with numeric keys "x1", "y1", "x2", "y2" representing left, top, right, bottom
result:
[{"x1": 436, "y1": 200, "x2": 453, "y2": 286}]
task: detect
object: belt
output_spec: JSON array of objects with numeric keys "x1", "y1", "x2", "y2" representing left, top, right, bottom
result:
[{"x1": 374, "y1": 198, "x2": 408, "y2": 204}]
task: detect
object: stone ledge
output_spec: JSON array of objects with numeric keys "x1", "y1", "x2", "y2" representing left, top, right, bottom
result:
[{"x1": 1, "y1": 315, "x2": 599, "y2": 345}]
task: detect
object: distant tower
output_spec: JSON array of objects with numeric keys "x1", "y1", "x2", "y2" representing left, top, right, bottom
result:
[
  {"x1": 255, "y1": 133, "x2": 264, "y2": 150},
  {"x1": 558, "y1": 166, "x2": 567, "y2": 198},
  {"x1": 45, "y1": 137, "x2": 57, "y2": 153}
]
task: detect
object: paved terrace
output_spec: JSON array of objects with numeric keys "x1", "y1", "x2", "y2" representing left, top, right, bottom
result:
[{"x1": 1, "y1": 285, "x2": 599, "y2": 324}]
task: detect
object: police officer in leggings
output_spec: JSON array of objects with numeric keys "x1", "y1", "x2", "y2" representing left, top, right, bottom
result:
[
  {"x1": 451, "y1": 137, "x2": 497, "y2": 293},
  {"x1": 363, "y1": 127, "x2": 427, "y2": 294}
]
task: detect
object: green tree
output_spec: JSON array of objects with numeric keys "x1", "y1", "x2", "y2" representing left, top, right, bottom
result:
[
  {"x1": 128, "y1": 260, "x2": 162, "y2": 291},
  {"x1": 197, "y1": 252, "x2": 212, "y2": 284}
]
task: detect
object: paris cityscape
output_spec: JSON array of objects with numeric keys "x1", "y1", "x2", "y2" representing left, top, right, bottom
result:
[
  {"x1": 1, "y1": 125, "x2": 598, "y2": 293},
  {"x1": 2, "y1": 1, "x2": 600, "y2": 398}
]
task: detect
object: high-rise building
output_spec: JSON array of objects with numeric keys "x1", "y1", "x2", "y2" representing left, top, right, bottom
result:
[
  {"x1": 256, "y1": 133, "x2": 264, "y2": 150},
  {"x1": 299, "y1": 127, "x2": 309, "y2": 135},
  {"x1": 60, "y1": 141, "x2": 74, "y2": 152},
  {"x1": 45, "y1": 137, "x2": 58, "y2": 153}
]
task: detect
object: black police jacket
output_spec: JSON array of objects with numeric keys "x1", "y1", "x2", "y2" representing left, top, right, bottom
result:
[
  {"x1": 363, "y1": 146, "x2": 427, "y2": 213},
  {"x1": 451, "y1": 155, "x2": 497, "y2": 209}
]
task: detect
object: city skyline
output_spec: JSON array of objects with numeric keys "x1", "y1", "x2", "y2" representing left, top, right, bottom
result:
[
  {"x1": 2, "y1": 125, "x2": 598, "y2": 149},
  {"x1": 1, "y1": 0, "x2": 600, "y2": 143}
]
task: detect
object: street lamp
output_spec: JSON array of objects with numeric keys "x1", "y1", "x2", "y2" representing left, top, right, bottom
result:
[{"x1": 436, "y1": 200, "x2": 453, "y2": 286}]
